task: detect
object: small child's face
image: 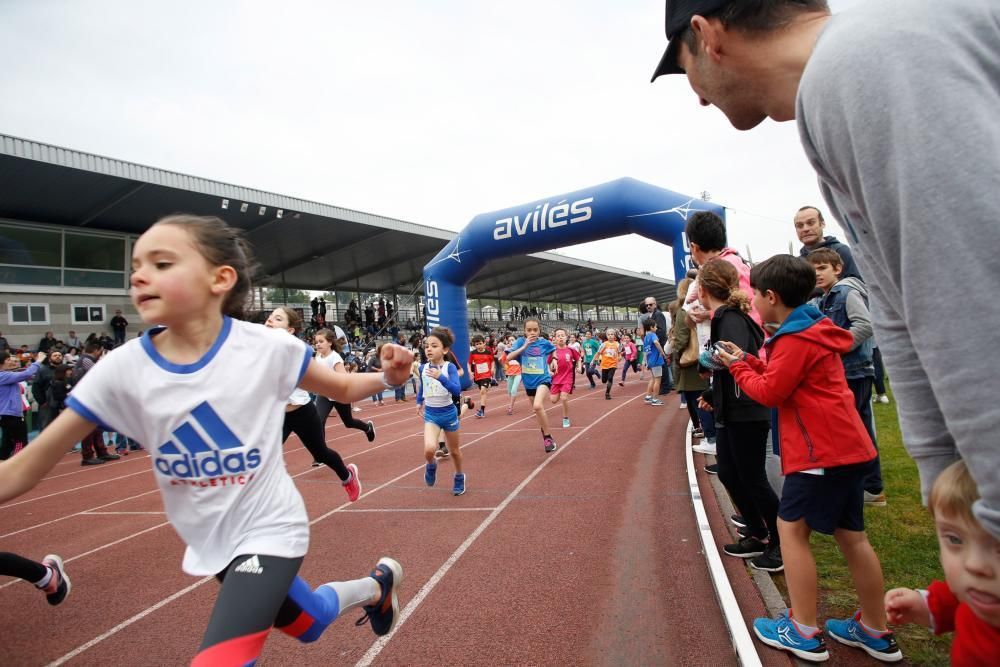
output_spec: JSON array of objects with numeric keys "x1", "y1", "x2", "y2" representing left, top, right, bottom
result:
[
  {"x1": 936, "y1": 511, "x2": 1000, "y2": 627},
  {"x1": 812, "y1": 262, "x2": 840, "y2": 291},
  {"x1": 554, "y1": 330, "x2": 567, "y2": 346},
  {"x1": 524, "y1": 321, "x2": 540, "y2": 337},
  {"x1": 475, "y1": 341, "x2": 486, "y2": 352}
]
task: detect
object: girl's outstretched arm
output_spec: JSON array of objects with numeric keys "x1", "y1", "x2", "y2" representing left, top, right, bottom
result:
[
  {"x1": 301, "y1": 343, "x2": 414, "y2": 403},
  {"x1": 0, "y1": 410, "x2": 96, "y2": 504}
]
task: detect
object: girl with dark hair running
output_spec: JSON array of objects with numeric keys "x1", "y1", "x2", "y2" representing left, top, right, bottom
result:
[
  {"x1": 312, "y1": 328, "x2": 376, "y2": 448},
  {"x1": 265, "y1": 308, "x2": 361, "y2": 502}
]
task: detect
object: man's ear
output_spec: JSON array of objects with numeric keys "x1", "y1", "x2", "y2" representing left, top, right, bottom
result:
[{"x1": 690, "y1": 15, "x2": 725, "y2": 63}]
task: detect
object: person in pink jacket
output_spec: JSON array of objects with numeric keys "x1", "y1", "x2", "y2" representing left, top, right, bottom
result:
[{"x1": 618, "y1": 334, "x2": 639, "y2": 386}]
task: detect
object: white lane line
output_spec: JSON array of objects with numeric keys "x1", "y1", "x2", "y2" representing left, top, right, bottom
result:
[
  {"x1": 354, "y1": 394, "x2": 643, "y2": 667},
  {"x1": 4, "y1": 469, "x2": 150, "y2": 508},
  {"x1": 339, "y1": 507, "x2": 496, "y2": 513},
  {"x1": 81, "y1": 512, "x2": 167, "y2": 516},
  {"x1": 46, "y1": 576, "x2": 213, "y2": 667},
  {"x1": 2, "y1": 521, "x2": 171, "y2": 592},
  {"x1": 685, "y1": 422, "x2": 762, "y2": 667},
  {"x1": 41, "y1": 453, "x2": 150, "y2": 481},
  {"x1": 0, "y1": 489, "x2": 161, "y2": 539},
  {"x1": 41, "y1": 397, "x2": 603, "y2": 665}
]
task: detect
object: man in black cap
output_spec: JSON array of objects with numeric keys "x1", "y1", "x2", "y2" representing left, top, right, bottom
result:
[{"x1": 651, "y1": 0, "x2": 1000, "y2": 659}]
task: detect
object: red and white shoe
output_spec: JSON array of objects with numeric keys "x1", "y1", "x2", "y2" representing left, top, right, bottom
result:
[{"x1": 343, "y1": 463, "x2": 362, "y2": 502}]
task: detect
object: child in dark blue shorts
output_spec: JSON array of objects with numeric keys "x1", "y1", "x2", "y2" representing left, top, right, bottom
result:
[
  {"x1": 716, "y1": 255, "x2": 901, "y2": 663},
  {"x1": 416, "y1": 328, "x2": 467, "y2": 496}
]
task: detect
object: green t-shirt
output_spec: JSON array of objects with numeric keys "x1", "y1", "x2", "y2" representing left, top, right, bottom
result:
[{"x1": 582, "y1": 338, "x2": 600, "y2": 363}]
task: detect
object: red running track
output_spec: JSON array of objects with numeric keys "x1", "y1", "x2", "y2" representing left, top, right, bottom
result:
[{"x1": 1, "y1": 380, "x2": 792, "y2": 666}]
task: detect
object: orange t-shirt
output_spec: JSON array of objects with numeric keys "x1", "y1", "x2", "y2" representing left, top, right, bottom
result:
[{"x1": 598, "y1": 341, "x2": 620, "y2": 370}]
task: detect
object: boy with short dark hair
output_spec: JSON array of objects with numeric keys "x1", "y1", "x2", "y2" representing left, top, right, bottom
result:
[
  {"x1": 642, "y1": 319, "x2": 666, "y2": 405},
  {"x1": 714, "y1": 254, "x2": 901, "y2": 663},
  {"x1": 808, "y1": 247, "x2": 885, "y2": 507}
]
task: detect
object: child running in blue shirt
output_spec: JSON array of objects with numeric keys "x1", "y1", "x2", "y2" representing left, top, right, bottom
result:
[
  {"x1": 507, "y1": 318, "x2": 558, "y2": 453},
  {"x1": 416, "y1": 327, "x2": 466, "y2": 496}
]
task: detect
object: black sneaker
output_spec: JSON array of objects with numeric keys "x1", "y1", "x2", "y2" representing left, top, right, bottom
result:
[
  {"x1": 435, "y1": 443, "x2": 450, "y2": 459},
  {"x1": 730, "y1": 514, "x2": 747, "y2": 528},
  {"x1": 736, "y1": 525, "x2": 752, "y2": 539},
  {"x1": 311, "y1": 461, "x2": 323, "y2": 468},
  {"x1": 723, "y1": 536, "x2": 766, "y2": 559},
  {"x1": 99, "y1": 453, "x2": 121, "y2": 461},
  {"x1": 81, "y1": 458, "x2": 105, "y2": 466},
  {"x1": 704, "y1": 463, "x2": 719, "y2": 475},
  {"x1": 750, "y1": 544, "x2": 784, "y2": 573},
  {"x1": 355, "y1": 557, "x2": 403, "y2": 636},
  {"x1": 40, "y1": 554, "x2": 71, "y2": 606},
  {"x1": 366, "y1": 421, "x2": 376, "y2": 443}
]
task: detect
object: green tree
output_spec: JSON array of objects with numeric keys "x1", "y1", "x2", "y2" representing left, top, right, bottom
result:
[{"x1": 264, "y1": 287, "x2": 310, "y2": 304}]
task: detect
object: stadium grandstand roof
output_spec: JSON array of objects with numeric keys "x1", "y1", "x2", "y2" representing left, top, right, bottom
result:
[{"x1": 0, "y1": 134, "x2": 675, "y2": 306}]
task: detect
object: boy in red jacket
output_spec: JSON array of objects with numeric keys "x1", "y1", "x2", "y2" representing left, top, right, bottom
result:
[
  {"x1": 714, "y1": 255, "x2": 901, "y2": 663},
  {"x1": 884, "y1": 460, "x2": 1000, "y2": 667}
]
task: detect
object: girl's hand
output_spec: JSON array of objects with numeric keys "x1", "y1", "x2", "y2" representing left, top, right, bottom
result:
[
  {"x1": 425, "y1": 366, "x2": 441, "y2": 380},
  {"x1": 380, "y1": 344, "x2": 415, "y2": 386},
  {"x1": 697, "y1": 396, "x2": 713, "y2": 413},
  {"x1": 884, "y1": 588, "x2": 931, "y2": 627},
  {"x1": 34, "y1": 352, "x2": 46, "y2": 364},
  {"x1": 416, "y1": 404, "x2": 424, "y2": 417}
]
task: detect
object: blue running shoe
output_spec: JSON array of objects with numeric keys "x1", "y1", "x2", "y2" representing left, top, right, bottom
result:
[
  {"x1": 453, "y1": 473, "x2": 466, "y2": 496},
  {"x1": 424, "y1": 461, "x2": 437, "y2": 487},
  {"x1": 825, "y1": 611, "x2": 902, "y2": 662},
  {"x1": 355, "y1": 557, "x2": 403, "y2": 636},
  {"x1": 752, "y1": 611, "x2": 829, "y2": 662}
]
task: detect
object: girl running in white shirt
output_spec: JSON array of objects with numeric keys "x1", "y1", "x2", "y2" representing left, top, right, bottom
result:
[
  {"x1": 312, "y1": 328, "x2": 376, "y2": 444},
  {"x1": 416, "y1": 327, "x2": 466, "y2": 496},
  {"x1": 0, "y1": 215, "x2": 412, "y2": 666},
  {"x1": 265, "y1": 308, "x2": 361, "y2": 502}
]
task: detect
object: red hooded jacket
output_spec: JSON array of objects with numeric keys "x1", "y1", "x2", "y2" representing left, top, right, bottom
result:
[{"x1": 728, "y1": 304, "x2": 876, "y2": 475}]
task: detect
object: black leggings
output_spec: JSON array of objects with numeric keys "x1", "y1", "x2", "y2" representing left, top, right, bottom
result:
[
  {"x1": 282, "y1": 404, "x2": 350, "y2": 482},
  {"x1": 0, "y1": 415, "x2": 27, "y2": 460},
  {"x1": 601, "y1": 368, "x2": 615, "y2": 394},
  {"x1": 0, "y1": 551, "x2": 47, "y2": 583},
  {"x1": 715, "y1": 421, "x2": 778, "y2": 544},
  {"x1": 314, "y1": 396, "x2": 369, "y2": 434},
  {"x1": 194, "y1": 555, "x2": 339, "y2": 666}
]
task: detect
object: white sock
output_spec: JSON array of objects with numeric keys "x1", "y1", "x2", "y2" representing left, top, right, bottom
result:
[
  {"x1": 859, "y1": 617, "x2": 886, "y2": 635},
  {"x1": 325, "y1": 577, "x2": 380, "y2": 616},
  {"x1": 33, "y1": 567, "x2": 53, "y2": 589}
]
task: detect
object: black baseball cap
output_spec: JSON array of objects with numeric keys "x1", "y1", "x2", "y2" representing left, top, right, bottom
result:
[{"x1": 650, "y1": 0, "x2": 730, "y2": 81}]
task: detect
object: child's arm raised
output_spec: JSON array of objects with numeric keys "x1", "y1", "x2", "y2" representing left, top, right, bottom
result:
[
  {"x1": 0, "y1": 410, "x2": 96, "y2": 504},
  {"x1": 301, "y1": 343, "x2": 413, "y2": 403}
]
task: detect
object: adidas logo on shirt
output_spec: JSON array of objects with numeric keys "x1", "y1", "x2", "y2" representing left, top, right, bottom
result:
[
  {"x1": 153, "y1": 401, "x2": 262, "y2": 480},
  {"x1": 234, "y1": 555, "x2": 264, "y2": 575}
]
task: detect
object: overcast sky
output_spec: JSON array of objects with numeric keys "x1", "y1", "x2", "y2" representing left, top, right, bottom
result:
[{"x1": 0, "y1": 0, "x2": 863, "y2": 285}]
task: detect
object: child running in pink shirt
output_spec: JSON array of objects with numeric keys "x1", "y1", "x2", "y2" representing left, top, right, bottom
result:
[{"x1": 549, "y1": 328, "x2": 581, "y2": 428}]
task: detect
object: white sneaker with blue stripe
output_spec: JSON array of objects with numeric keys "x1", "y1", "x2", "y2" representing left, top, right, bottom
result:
[
  {"x1": 825, "y1": 611, "x2": 902, "y2": 662},
  {"x1": 753, "y1": 611, "x2": 829, "y2": 662}
]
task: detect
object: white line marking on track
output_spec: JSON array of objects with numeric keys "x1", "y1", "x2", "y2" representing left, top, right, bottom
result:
[
  {"x1": 2, "y1": 521, "x2": 171, "y2": 592},
  {"x1": 685, "y1": 422, "x2": 762, "y2": 667},
  {"x1": 45, "y1": 576, "x2": 213, "y2": 667},
  {"x1": 0, "y1": 489, "x2": 160, "y2": 539},
  {"x1": 80, "y1": 512, "x2": 166, "y2": 516},
  {"x1": 339, "y1": 507, "x2": 496, "y2": 513},
  {"x1": 40, "y1": 453, "x2": 150, "y2": 481},
  {"x1": 354, "y1": 394, "x2": 644, "y2": 667},
  {"x1": 4, "y1": 469, "x2": 150, "y2": 508}
]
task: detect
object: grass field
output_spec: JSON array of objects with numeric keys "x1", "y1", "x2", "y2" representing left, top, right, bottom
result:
[{"x1": 805, "y1": 386, "x2": 952, "y2": 665}]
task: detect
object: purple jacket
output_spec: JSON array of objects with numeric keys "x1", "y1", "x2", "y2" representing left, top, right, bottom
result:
[{"x1": 0, "y1": 362, "x2": 39, "y2": 417}]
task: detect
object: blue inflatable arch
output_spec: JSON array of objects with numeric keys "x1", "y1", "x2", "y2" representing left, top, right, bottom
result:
[{"x1": 423, "y1": 177, "x2": 725, "y2": 388}]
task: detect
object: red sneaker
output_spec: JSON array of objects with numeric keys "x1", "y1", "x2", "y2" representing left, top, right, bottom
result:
[{"x1": 343, "y1": 463, "x2": 362, "y2": 502}]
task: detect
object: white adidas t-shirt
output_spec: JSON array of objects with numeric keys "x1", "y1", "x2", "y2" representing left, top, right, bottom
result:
[
  {"x1": 315, "y1": 350, "x2": 344, "y2": 371},
  {"x1": 66, "y1": 317, "x2": 313, "y2": 576}
]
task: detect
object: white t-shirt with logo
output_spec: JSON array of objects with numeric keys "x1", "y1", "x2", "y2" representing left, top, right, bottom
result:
[{"x1": 66, "y1": 317, "x2": 313, "y2": 576}]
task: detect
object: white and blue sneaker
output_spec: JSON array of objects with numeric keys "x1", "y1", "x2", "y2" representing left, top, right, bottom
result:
[
  {"x1": 825, "y1": 611, "x2": 902, "y2": 662},
  {"x1": 644, "y1": 395, "x2": 653, "y2": 403},
  {"x1": 424, "y1": 461, "x2": 437, "y2": 487},
  {"x1": 453, "y1": 473, "x2": 466, "y2": 496},
  {"x1": 562, "y1": 417, "x2": 571, "y2": 428},
  {"x1": 753, "y1": 611, "x2": 829, "y2": 662}
]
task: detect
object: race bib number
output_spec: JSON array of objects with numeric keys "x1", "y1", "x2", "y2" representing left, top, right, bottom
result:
[
  {"x1": 522, "y1": 355, "x2": 545, "y2": 375},
  {"x1": 604, "y1": 347, "x2": 617, "y2": 357},
  {"x1": 475, "y1": 362, "x2": 489, "y2": 374}
]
